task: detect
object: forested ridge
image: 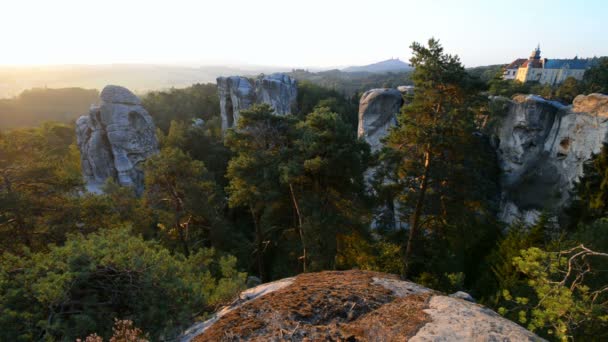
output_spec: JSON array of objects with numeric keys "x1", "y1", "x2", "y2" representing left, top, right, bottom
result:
[
  {"x1": 0, "y1": 87, "x2": 99, "y2": 129},
  {"x1": 1, "y1": 40, "x2": 608, "y2": 341}
]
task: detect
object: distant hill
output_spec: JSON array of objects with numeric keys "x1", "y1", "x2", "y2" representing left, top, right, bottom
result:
[
  {"x1": 288, "y1": 69, "x2": 413, "y2": 97},
  {"x1": 0, "y1": 87, "x2": 99, "y2": 129},
  {"x1": 342, "y1": 58, "x2": 413, "y2": 73},
  {"x1": 0, "y1": 64, "x2": 289, "y2": 99}
]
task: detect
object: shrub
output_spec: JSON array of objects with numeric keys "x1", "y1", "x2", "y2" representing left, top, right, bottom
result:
[{"x1": 0, "y1": 227, "x2": 246, "y2": 341}]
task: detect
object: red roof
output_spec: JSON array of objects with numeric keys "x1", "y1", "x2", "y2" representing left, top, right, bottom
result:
[
  {"x1": 522, "y1": 59, "x2": 543, "y2": 68},
  {"x1": 506, "y1": 58, "x2": 527, "y2": 69}
]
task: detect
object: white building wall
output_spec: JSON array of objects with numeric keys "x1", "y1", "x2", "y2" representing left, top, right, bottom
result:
[
  {"x1": 539, "y1": 68, "x2": 586, "y2": 86},
  {"x1": 503, "y1": 68, "x2": 518, "y2": 80}
]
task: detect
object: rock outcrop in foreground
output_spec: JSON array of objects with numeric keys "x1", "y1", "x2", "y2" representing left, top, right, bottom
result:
[
  {"x1": 76, "y1": 85, "x2": 158, "y2": 194},
  {"x1": 181, "y1": 270, "x2": 543, "y2": 341},
  {"x1": 489, "y1": 93, "x2": 608, "y2": 224},
  {"x1": 217, "y1": 73, "x2": 297, "y2": 130}
]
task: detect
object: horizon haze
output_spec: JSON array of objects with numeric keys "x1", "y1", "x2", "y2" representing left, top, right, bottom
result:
[{"x1": 2, "y1": 0, "x2": 607, "y2": 68}]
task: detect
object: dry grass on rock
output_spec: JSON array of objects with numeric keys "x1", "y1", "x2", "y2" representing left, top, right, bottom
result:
[{"x1": 193, "y1": 270, "x2": 431, "y2": 341}]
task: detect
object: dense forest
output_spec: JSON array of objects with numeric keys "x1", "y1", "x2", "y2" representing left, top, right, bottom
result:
[
  {"x1": 1, "y1": 41, "x2": 608, "y2": 341},
  {"x1": 287, "y1": 69, "x2": 414, "y2": 97}
]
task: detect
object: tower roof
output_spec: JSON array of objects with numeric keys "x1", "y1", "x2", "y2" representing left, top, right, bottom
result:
[{"x1": 530, "y1": 45, "x2": 541, "y2": 60}]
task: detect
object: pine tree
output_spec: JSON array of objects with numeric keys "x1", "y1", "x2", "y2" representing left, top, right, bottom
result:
[
  {"x1": 224, "y1": 104, "x2": 296, "y2": 280},
  {"x1": 280, "y1": 106, "x2": 370, "y2": 271},
  {"x1": 382, "y1": 38, "x2": 480, "y2": 278}
]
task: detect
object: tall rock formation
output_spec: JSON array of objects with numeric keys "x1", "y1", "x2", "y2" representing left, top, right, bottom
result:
[
  {"x1": 357, "y1": 88, "x2": 404, "y2": 152},
  {"x1": 76, "y1": 85, "x2": 158, "y2": 195},
  {"x1": 217, "y1": 73, "x2": 297, "y2": 130},
  {"x1": 357, "y1": 88, "x2": 405, "y2": 229},
  {"x1": 489, "y1": 93, "x2": 608, "y2": 224},
  {"x1": 217, "y1": 76, "x2": 255, "y2": 131},
  {"x1": 255, "y1": 73, "x2": 298, "y2": 115}
]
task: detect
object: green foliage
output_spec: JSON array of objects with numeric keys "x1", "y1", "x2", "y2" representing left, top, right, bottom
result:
[
  {"x1": 225, "y1": 104, "x2": 297, "y2": 280},
  {"x1": 296, "y1": 81, "x2": 359, "y2": 129},
  {"x1": 501, "y1": 245, "x2": 608, "y2": 340},
  {"x1": 225, "y1": 103, "x2": 371, "y2": 278},
  {"x1": 485, "y1": 217, "x2": 548, "y2": 305},
  {"x1": 379, "y1": 38, "x2": 499, "y2": 280},
  {"x1": 487, "y1": 69, "x2": 531, "y2": 97},
  {"x1": 0, "y1": 227, "x2": 246, "y2": 341},
  {"x1": 488, "y1": 212, "x2": 608, "y2": 340},
  {"x1": 567, "y1": 144, "x2": 608, "y2": 227},
  {"x1": 335, "y1": 232, "x2": 402, "y2": 275},
  {"x1": 3, "y1": 44, "x2": 606, "y2": 341},
  {"x1": 144, "y1": 147, "x2": 225, "y2": 256},
  {"x1": 142, "y1": 83, "x2": 220, "y2": 132},
  {"x1": 159, "y1": 119, "x2": 231, "y2": 187},
  {"x1": 583, "y1": 57, "x2": 608, "y2": 94},
  {"x1": 529, "y1": 82, "x2": 555, "y2": 99},
  {"x1": 555, "y1": 77, "x2": 582, "y2": 103},
  {"x1": 289, "y1": 69, "x2": 413, "y2": 98},
  {"x1": 466, "y1": 64, "x2": 505, "y2": 83},
  {"x1": 282, "y1": 107, "x2": 371, "y2": 270},
  {"x1": 0, "y1": 123, "x2": 83, "y2": 253}
]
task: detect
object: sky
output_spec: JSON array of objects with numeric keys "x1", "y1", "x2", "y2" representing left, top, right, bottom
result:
[{"x1": 1, "y1": 0, "x2": 606, "y2": 68}]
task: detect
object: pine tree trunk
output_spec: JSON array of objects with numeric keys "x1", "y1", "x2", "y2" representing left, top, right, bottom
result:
[
  {"x1": 289, "y1": 183, "x2": 307, "y2": 273},
  {"x1": 175, "y1": 210, "x2": 190, "y2": 257},
  {"x1": 250, "y1": 205, "x2": 266, "y2": 281},
  {"x1": 402, "y1": 148, "x2": 431, "y2": 279}
]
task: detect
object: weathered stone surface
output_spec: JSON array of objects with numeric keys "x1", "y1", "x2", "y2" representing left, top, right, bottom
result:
[
  {"x1": 397, "y1": 85, "x2": 415, "y2": 95},
  {"x1": 217, "y1": 73, "x2": 297, "y2": 130},
  {"x1": 357, "y1": 88, "x2": 403, "y2": 152},
  {"x1": 372, "y1": 276, "x2": 432, "y2": 297},
  {"x1": 449, "y1": 291, "x2": 476, "y2": 302},
  {"x1": 357, "y1": 88, "x2": 406, "y2": 230},
  {"x1": 255, "y1": 73, "x2": 298, "y2": 115},
  {"x1": 76, "y1": 85, "x2": 158, "y2": 195},
  {"x1": 410, "y1": 295, "x2": 543, "y2": 341},
  {"x1": 490, "y1": 94, "x2": 608, "y2": 224},
  {"x1": 182, "y1": 271, "x2": 543, "y2": 341},
  {"x1": 573, "y1": 93, "x2": 608, "y2": 116},
  {"x1": 217, "y1": 76, "x2": 255, "y2": 131},
  {"x1": 100, "y1": 85, "x2": 141, "y2": 105}
]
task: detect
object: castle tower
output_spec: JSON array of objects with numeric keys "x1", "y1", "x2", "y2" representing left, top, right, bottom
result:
[{"x1": 529, "y1": 44, "x2": 541, "y2": 60}]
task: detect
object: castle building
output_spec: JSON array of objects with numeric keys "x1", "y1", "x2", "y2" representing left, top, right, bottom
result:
[{"x1": 503, "y1": 46, "x2": 594, "y2": 86}]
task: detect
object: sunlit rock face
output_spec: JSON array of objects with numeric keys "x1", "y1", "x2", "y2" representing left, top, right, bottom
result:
[
  {"x1": 357, "y1": 88, "x2": 406, "y2": 230},
  {"x1": 217, "y1": 76, "x2": 256, "y2": 131},
  {"x1": 217, "y1": 73, "x2": 297, "y2": 130},
  {"x1": 76, "y1": 85, "x2": 158, "y2": 195},
  {"x1": 357, "y1": 88, "x2": 403, "y2": 152},
  {"x1": 255, "y1": 73, "x2": 298, "y2": 115},
  {"x1": 490, "y1": 93, "x2": 608, "y2": 224}
]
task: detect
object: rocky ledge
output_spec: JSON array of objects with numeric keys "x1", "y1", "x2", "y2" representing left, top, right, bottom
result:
[{"x1": 181, "y1": 270, "x2": 543, "y2": 341}]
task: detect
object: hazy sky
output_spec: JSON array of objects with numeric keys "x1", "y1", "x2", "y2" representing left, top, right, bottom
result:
[{"x1": 2, "y1": 0, "x2": 606, "y2": 68}]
